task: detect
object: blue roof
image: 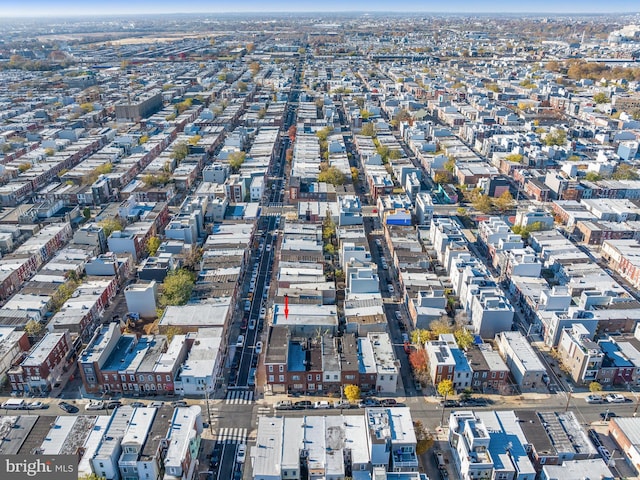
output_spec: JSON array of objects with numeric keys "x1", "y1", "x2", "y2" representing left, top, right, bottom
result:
[
  {"x1": 474, "y1": 335, "x2": 484, "y2": 345},
  {"x1": 451, "y1": 348, "x2": 471, "y2": 372},
  {"x1": 102, "y1": 336, "x2": 138, "y2": 371},
  {"x1": 599, "y1": 340, "x2": 633, "y2": 367}
]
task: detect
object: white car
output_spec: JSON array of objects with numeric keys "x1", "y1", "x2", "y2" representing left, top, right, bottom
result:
[
  {"x1": 387, "y1": 285, "x2": 395, "y2": 294},
  {"x1": 255, "y1": 341, "x2": 263, "y2": 354},
  {"x1": 27, "y1": 401, "x2": 45, "y2": 409},
  {"x1": 236, "y1": 335, "x2": 245, "y2": 347},
  {"x1": 395, "y1": 311, "x2": 402, "y2": 321},
  {"x1": 585, "y1": 394, "x2": 604, "y2": 404},
  {"x1": 248, "y1": 319, "x2": 256, "y2": 330},
  {"x1": 236, "y1": 444, "x2": 247, "y2": 464},
  {"x1": 606, "y1": 393, "x2": 626, "y2": 403},
  {"x1": 314, "y1": 401, "x2": 332, "y2": 409},
  {"x1": 85, "y1": 401, "x2": 105, "y2": 411}
]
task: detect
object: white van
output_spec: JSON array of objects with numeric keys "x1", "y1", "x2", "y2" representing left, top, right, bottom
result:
[{"x1": 2, "y1": 399, "x2": 26, "y2": 410}]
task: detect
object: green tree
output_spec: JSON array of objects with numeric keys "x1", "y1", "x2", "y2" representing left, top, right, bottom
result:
[
  {"x1": 171, "y1": 142, "x2": 189, "y2": 162},
  {"x1": 146, "y1": 236, "x2": 161, "y2": 256},
  {"x1": 228, "y1": 151, "x2": 246, "y2": 172},
  {"x1": 165, "y1": 325, "x2": 182, "y2": 344},
  {"x1": 505, "y1": 153, "x2": 523, "y2": 163},
  {"x1": 360, "y1": 123, "x2": 375, "y2": 137},
  {"x1": 433, "y1": 171, "x2": 452, "y2": 185},
  {"x1": 50, "y1": 279, "x2": 81, "y2": 312},
  {"x1": 99, "y1": 217, "x2": 125, "y2": 237},
  {"x1": 18, "y1": 162, "x2": 32, "y2": 173},
  {"x1": 472, "y1": 194, "x2": 493, "y2": 213},
  {"x1": 454, "y1": 327, "x2": 474, "y2": 350},
  {"x1": 160, "y1": 269, "x2": 195, "y2": 307},
  {"x1": 410, "y1": 329, "x2": 431, "y2": 345},
  {"x1": 82, "y1": 207, "x2": 92, "y2": 220},
  {"x1": 318, "y1": 166, "x2": 345, "y2": 186},
  {"x1": 316, "y1": 126, "x2": 332, "y2": 142},
  {"x1": 589, "y1": 381, "x2": 603, "y2": 393},
  {"x1": 322, "y1": 211, "x2": 337, "y2": 242},
  {"x1": 24, "y1": 319, "x2": 43, "y2": 338},
  {"x1": 544, "y1": 129, "x2": 567, "y2": 147},
  {"x1": 444, "y1": 156, "x2": 456, "y2": 173},
  {"x1": 343, "y1": 384, "x2": 361, "y2": 402},
  {"x1": 593, "y1": 92, "x2": 609, "y2": 104},
  {"x1": 494, "y1": 191, "x2": 514, "y2": 212},
  {"x1": 585, "y1": 171, "x2": 601, "y2": 182},
  {"x1": 612, "y1": 164, "x2": 639, "y2": 180},
  {"x1": 430, "y1": 318, "x2": 453, "y2": 337}
]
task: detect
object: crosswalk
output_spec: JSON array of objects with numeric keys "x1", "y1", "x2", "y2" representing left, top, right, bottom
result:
[
  {"x1": 215, "y1": 427, "x2": 247, "y2": 444},
  {"x1": 225, "y1": 391, "x2": 254, "y2": 405}
]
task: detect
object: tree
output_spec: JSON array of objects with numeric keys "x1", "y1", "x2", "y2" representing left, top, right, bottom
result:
[
  {"x1": 589, "y1": 381, "x2": 603, "y2": 393},
  {"x1": 18, "y1": 162, "x2": 32, "y2": 173},
  {"x1": 25, "y1": 319, "x2": 43, "y2": 338},
  {"x1": 410, "y1": 329, "x2": 431, "y2": 345},
  {"x1": 249, "y1": 61, "x2": 260, "y2": 75},
  {"x1": 437, "y1": 378, "x2": 455, "y2": 427},
  {"x1": 318, "y1": 166, "x2": 345, "y2": 186},
  {"x1": 430, "y1": 318, "x2": 453, "y2": 337},
  {"x1": 322, "y1": 211, "x2": 337, "y2": 242},
  {"x1": 80, "y1": 102, "x2": 94, "y2": 113},
  {"x1": 188, "y1": 135, "x2": 201, "y2": 146},
  {"x1": 146, "y1": 236, "x2": 161, "y2": 256},
  {"x1": 285, "y1": 148, "x2": 293, "y2": 163},
  {"x1": 160, "y1": 269, "x2": 195, "y2": 307},
  {"x1": 288, "y1": 125, "x2": 297, "y2": 142},
  {"x1": 444, "y1": 156, "x2": 456, "y2": 173},
  {"x1": 414, "y1": 421, "x2": 435, "y2": 455},
  {"x1": 433, "y1": 171, "x2": 451, "y2": 185},
  {"x1": 50, "y1": 279, "x2": 80, "y2": 312},
  {"x1": 360, "y1": 122, "x2": 375, "y2": 137},
  {"x1": 544, "y1": 129, "x2": 567, "y2": 147},
  {"x1": 237, "y1": 81, "x2": 248, "y2": 92},
  {"x1": 494, "y1": 191, "x2": 514, "y2": 212},
  {"x1": 473, "y1": 194, "x2": 493, "y2": 213},
  {"x1": 165, "y1": 325, "x2": 182, "y2": 344},
  {"x1": 612, "y1": 163, "x2": 639, "y2": 180},
  {"x1": 45, "y1": 147, "x2": 55, "y2": 156},
  {"x1": 316, "y1": 126, "x2": 332, "y2": 142},
  {"x1": 593, "y1": 92, "x2": 609, "y2": 104},
  {"x1": 454, "y1": 327, "x2": 474, "y2": 350},
  {"x1": 394, "y1": 108, "x2": 412, "y2": 126},
  {"x1": 408, "y1": 349, "x2": 428, "y2": 374},
  {"x1": 82, "y1": 207, "x2": 92, "y2": 220},
  {"x1": 99, "y1": 217, "x2": 125, "y2": 237},
  {"x1": 505, "y1": 153, "x2": 523, "y2": 163},
  {"x1": 183, "y1": 246, "x2": 204, "y2": 272},
  {"x1": 343, "y1": 384, "x2": 361, "y2": 402},
  {"x1": 228, "y1": 151, "x2": 246, "y2": 172},
  {"x1": 142, "y1": 172, "x2": 171, "y2": 187},
  {"x1": 171, "y1": 142, "x2": 189, "y2": 162},
  {"x1": 585, "y1": 171, "x2": 601, "y2": 182},
  {"x1": 351, "y1": 167, "x2": 359, "y2": 183}
]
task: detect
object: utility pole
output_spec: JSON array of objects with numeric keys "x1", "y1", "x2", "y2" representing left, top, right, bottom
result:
[
  {"x1": 205, "y1": 389, "x2": 213, "y2": 435},
  {"x1": 564, "y1": 386, "x2": 573, "y2": 412}
]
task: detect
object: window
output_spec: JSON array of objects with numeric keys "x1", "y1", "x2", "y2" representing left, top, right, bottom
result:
[
  {"x1": 157, "y1": 375, "x2": 161, "y2": 382},
  {"x1": 380, "y1": 376, "x2": 384, "y2": 381},
  {"x1": 279, "y1": 365, "x2": 284, "y2": 373},
  {"x1": 123, "y1": 384, "x2": 128, "y2": 390},
  {"x1": 333, "y1": 374, "x2": 338, "y2": 380},
  {"x1": 284, "y1": 472, "x2": 288, "y2": 477},
  {"x1": 269, "y1": 365, "x2": 274, "y2": 373},
  {"x1": 345, "y1": 375, "x2": 355, "y2": 380},
  {"x1": 166, "y1": 375, "x2": 171, "y2": 382},
  {"x1": 307, "y1": 375, "x2": 312, "y2": 381},
  {"x1": 130, "y1": 375, "x2": 135, "y2": 381},
  {"x1": 315, "y1": 374, "x2": 320, "y2": 381},
  {"x1": 279, "y1": 375, "x2": 285, "y2": 382},
  {"x1": 268, "y1": 375, "x2": 274, "y2": 382},
  {"x1": 120, "y1": 375, "x2": 126, "y2": 381},
  {"x1": 148, "y1": 375, "x2": 153, "y2": 382},
  {"x1": 482, "y1": 372, "x2": 487, "y2": 378},
  {"x1": 292, "y1": 375, "x2": 300, "y2": 381}
]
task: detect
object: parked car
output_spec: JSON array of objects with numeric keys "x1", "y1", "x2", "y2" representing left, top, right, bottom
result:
[
  {"x1": 106, "y1": 400, "x2": 122, "y2": 409},
  {"x1": 150, "y1": 401, "x2": 164, "y2": 408},
  {"x1": 395, "y1": 311, "x2": 402, "y2": 321},
  {"x1": 130, "y1": 401, "x2": 146, "y2": 408},
  {"x1": 248, "y1": 368, "x2": 256, "y2": 387},
  {"x1": 380, "y1": 399, "x2": 397, "y2": 406},
  {"x1": 606, "y1": 393, "x2": 626, "y2": 403},
  {"x1": 248, "y1": 319, "x2": 256, "y2": 330},
  {"x1": 59, "y1": 401, "x2": 78, "y2": 413},
  {"x1": 27, "y1": 401, "x2": 45, "y2": 410},
  {"x1": 275, "y1": 401, "x2": 293, "y2": 410},
  {"x1": 171, "y1": 400, "x2": 188, "y2": 408},
  {"x1": 314, "y1": 401, "x2": 332, "y2": 409},
  {"x1": 601, "y1": 411, "x2": 617, "y2": 420},
  {"x1": 358, "y1": 398, "x2": 380, "y2": 408},
  {"x1": 236, "y1": 335, "x2": 245, "y2": 347},
  {"x1": 255, "y1": 341, "x2": 263, "y2": 354},
  {"x1": 236, "y1": 444, "x2": 247, "y2": 464},
  {"x1": 586, "y1": 394, "x2": 604, "y2": 404},
  {"x1": 334, "y1": 400, "x2": 353, "y2": 409},
  {"x1": 294, "y1": 400, "x2": 312, "y2": 409},
  {"x1": 440, "y1": 399, "x2": 460, "y2": 408},
  {"x1": 387, "y1": 284, "x2": 395, "y2": 294},
  {"x1": 434, "y1": 451, "x2": 446, "y2": 469},
  {"x1": 85, "y1": 401, "x2": 105, "y2": 411}
]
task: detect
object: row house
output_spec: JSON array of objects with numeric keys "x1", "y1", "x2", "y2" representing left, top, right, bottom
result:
[
  {"x1": 79, "y1": 322, "x2": 187, "y2": 396},
  {"x1": 0, "y1": 222, "x2": 73, "y2": 301},
  {"x1": 8, "y1": 330, "x2": 72, "y2": 394},
  {"x1": 48, "y1": 276, "x2": 118, "y2": 342}
]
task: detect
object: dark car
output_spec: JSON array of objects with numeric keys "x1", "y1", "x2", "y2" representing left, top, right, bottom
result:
[
  {"x1": 440, "y1": 400, "x2": 460, "y2": 408},
  {"x1": 600, "y1": 411, "x2": 617, "y2": 420},
  {"x1": 106, "y1": 401, "x2": 122, "y2": 409},
  {"x1": 294, "y1": 400, "x2": 312, "y2": 409},
  {"x1": 380, "y1": 399, "x2": 397, "y2": 406},
  {"x1": 58, "y1": 401, "x2": 78, "y2": 414}
]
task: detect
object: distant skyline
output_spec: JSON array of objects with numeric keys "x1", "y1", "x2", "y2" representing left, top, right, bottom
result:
[{"x1": 2, "y1": 0, "x2": 639, "y2": 17}]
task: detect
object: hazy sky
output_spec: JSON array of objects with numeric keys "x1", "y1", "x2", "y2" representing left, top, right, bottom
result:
[{"x1": 2, "y1": 0, "x2": 639, "y2": 17}]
